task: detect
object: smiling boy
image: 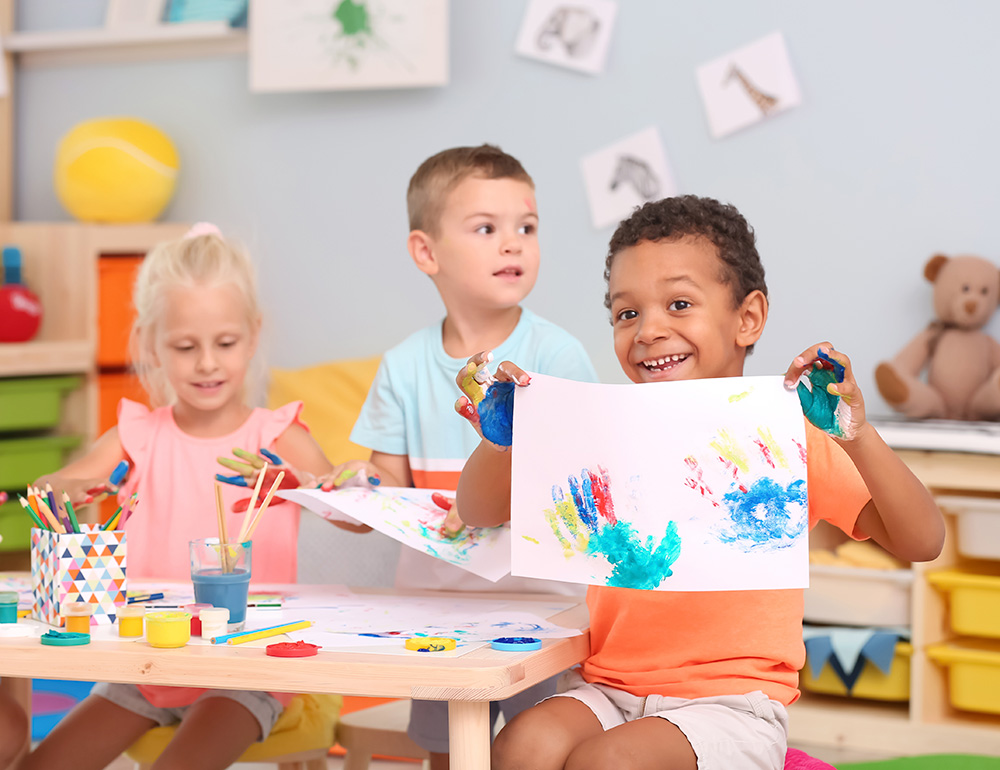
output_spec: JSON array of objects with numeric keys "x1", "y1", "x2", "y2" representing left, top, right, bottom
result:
[{"x1": 454, "y1": 195, "x2": 944, "y2": 770}]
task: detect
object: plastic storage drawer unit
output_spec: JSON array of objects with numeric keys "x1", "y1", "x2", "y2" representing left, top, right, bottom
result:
[
  {"x1": 0, "y1": 376, "x2": 81, "y2": 432},
  {"x1": 927, "y1": 641, "x2": 1000, "y2": 716},
  {"x1": 927, "y1": 568, "x2": 1000, "y2": 639},
  {"x1": 801, "y1": 641, "x2": 912, "y2": 701},
  {"x1": 0, "y1": 435, "x2": 81, "y2": 489}
]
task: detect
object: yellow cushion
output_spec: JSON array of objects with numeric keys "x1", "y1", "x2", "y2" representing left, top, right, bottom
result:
[
  {"x1": 267, "y1": 356, "x2": 381, "y2": 464},
  {"x1": 124, "y1": 693, "x2": 342, "y2": 763}
]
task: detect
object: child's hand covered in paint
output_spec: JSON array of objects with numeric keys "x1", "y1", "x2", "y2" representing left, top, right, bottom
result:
[
  {"x1": 454, "y1": 350, "x2": 529, "y2": 452},
  {"x1": 316, "y1": 461, "x2": 382, "y2": 492},
  {"x1": 431, "y1": 492, "x2": 465, "y2": 537},
  {"x1": 784, "y1": 344, "x2": 866, "y2": 441},
  {"x1": 216, "y1": 448, "x2": 314, "y2": 512}
]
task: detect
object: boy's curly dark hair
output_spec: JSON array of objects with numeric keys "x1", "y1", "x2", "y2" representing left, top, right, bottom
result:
[{"x1": 603, "y1": 195, "x2": 768, "y2": 312}]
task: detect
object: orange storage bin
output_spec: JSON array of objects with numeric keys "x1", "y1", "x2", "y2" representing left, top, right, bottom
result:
[
  {"x1": 98, "y1": 371, "x2": 148, "y2": 434},
  {"x1": 97, "y1": 255, "x2": 145, "y2": 367}
]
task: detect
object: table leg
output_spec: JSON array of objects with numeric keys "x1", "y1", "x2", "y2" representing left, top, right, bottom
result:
[
  {"x1": 447, "y1": 700, "x2": 490, "y2": 770},
  {"x1": 0, "y1": 675, "x2": 31, "y2": 764}
]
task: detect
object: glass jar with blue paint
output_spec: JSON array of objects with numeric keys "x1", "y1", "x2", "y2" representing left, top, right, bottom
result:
[{"x1": 189, "y1": 538, "x2": 251, "y2": 632}]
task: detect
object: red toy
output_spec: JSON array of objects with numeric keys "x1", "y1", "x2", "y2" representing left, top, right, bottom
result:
[{"x1": 0, "y1": 246, "x2": 43, "y2": 342}]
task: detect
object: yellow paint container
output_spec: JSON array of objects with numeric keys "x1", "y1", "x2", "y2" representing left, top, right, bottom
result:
[
  {"x1": 61, "y1": 602, "x2": 93, "y2": 633},
  {"x1": 145, "y1": 611, "x2": 191, "y2": 648},
  {"x1": 117, "y1": 605, "x2": 144, "y2": 638}
]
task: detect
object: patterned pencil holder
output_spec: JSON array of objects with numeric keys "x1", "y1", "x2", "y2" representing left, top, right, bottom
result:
[{"x1": 31, "y1": 525, "x2": 127, "y2": 627}]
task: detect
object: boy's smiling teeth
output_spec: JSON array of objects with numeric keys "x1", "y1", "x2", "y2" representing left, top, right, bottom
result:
[{"x1": 642, "y1": 354, "x2": 689, "y2": 371}]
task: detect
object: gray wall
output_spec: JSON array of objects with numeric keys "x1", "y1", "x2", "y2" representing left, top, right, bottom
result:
[{"x1": 13, "y1": 1, "x2": 1000, "y2": 581}]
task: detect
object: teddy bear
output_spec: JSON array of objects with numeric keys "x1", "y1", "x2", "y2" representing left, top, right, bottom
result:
[{"x1": 875, "y1": 253, "x2": 1000, "y2": 420}]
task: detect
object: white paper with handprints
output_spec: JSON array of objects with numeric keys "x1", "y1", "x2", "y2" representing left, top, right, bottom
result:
[
  {"x1": 510, "y1": 374, "x2": 809, "y2": 591},
  {"x1": 277, "y1": 487, "x2": 512, "y2": 582}
]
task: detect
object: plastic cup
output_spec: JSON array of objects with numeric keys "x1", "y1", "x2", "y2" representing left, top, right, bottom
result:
[
  {"x1": 199, "y1": 607, "x2": 230, "y2": 641},
  {"x1": 0, "y1": 592, "x2": 17, "y2": 624},
  {"x1": 189, "y1": 538, "x2": 251, "y2": 632},
  {"x1": 61, "y1": 602, "x2": 93, "y2": 633}
]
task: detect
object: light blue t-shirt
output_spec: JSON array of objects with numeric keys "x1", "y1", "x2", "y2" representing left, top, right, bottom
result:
[{"x1": 351, "y1": 307, "x2": 597, "y2": 590}]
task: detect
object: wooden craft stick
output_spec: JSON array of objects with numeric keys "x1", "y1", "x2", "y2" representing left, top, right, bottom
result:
[
  {"x1": 215, "y1": 482, "x2": 231, "y2": 573},
  {"x1": 236, "y1": 462, "x2": 268, "y2": 544},
  {"x1": 244, "y1": 471, "x2": 285, "y2": 542}
]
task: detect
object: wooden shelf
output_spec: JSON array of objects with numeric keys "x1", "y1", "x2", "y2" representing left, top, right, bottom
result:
[
  {"x1": 0, "y1": 340, "x2": 92, "y2": 376},
  {"x1": 2, "y1": 21, "x2": 247, "y2": 66}
]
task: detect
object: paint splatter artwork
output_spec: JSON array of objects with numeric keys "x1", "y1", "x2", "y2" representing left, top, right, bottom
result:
[
  {"x1": 511, "y1": 374, "x2": 810, "y2": 591},
  {"x1": 250, "y1": 0, "x2": 448, "y2": 93},
  {"x1": 278, "y1": 487, "x2": 512, "y2": 582}
]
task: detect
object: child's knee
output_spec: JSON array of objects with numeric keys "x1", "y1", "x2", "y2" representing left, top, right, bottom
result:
[{"x1": 492, "y1": 708, "x2": 567, "y2": 770}]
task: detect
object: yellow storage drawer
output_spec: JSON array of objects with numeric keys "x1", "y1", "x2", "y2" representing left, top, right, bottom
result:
[
  {"x1": 927, "y1": 568, "x2": 1000, "y2": 639},
  {"x1": 927, "y1": 640, "x2": 1000, "y2": 716},
  {"x1": 801, "y1": 642, "x2": 912, "y2": 701}
]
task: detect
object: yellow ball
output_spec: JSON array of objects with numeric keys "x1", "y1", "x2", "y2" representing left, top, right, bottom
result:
[{"x1": 54, "y1": 117, "x2": 179, "y2": 223}]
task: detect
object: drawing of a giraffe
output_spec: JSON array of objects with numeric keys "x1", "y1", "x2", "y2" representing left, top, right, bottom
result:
[{"x1": 724, "y1": 65, "x2": 779, "y2": 115}]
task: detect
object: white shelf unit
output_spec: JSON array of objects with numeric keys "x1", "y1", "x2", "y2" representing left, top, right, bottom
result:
[
  {"x1": 788, "y1": 449, "x2": 1000, "y2": 756},
  {"x1": 1, "y1": 20, "x2": 247, "y2": 66}
]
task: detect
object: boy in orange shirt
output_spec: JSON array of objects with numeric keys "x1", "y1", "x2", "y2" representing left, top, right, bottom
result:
[{"x1": 453, "y1": 196, "x2": 944, "y2": 770}]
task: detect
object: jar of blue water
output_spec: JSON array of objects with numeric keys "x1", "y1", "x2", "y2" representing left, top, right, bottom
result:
[{"x1": 189, "y1": 538, "x2": 251, "y2": 632}]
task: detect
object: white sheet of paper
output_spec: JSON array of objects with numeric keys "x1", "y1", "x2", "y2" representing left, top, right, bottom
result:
[
  {"x1": 510, "y1": 374, "x2": 809, "y2": 591},
  {"x1": 278, "y1": 487, "x2": 512, "y2": 582},
  {"x1": 249, "y1": 0, "x2": 448, "y2": 93},
  {"x1": 580, "y1": 126, "x2": 677, "y2": 229},
  {"x1": 514, "y1": 0, "x2": 618, "y2": 76},
  {"x1": 696, "y1": 31, "x2": 802, "y2": 139}
]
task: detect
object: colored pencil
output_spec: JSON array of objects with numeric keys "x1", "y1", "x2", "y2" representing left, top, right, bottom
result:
[
  {"x1": 127, "y1": 593, "x2": 164, "y2": 603},
  {"x1": 61, "y1": 492, "x2": 81, "y2": 534},
  {"x1": 244, "y1": 471, "x2": 284, "y2": 542},
  {"x1": 225, "y1": 620, "x2": 312, "y2": 645},
  {"x1": 34, "y1": 495, "x2": 65, "y2": 534},
  {"x1": 210, "y1": 619, "x2": 311, "y2": 645},
  {"x1": 17, "y1": 495, "x2": 47, "y2": 530},
  {"x1": 101, "y1": 499, "x2": 125, "y2": 531},
  {"x1": 119, "y1": 493, "x2": 139, "y2": 528}
]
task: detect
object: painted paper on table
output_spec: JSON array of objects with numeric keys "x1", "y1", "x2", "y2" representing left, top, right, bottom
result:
[
  {"x1": 278, "y1": 487, "x2": 511, "y2": 582},
  {"x1": 511, "y1": 374, "x2": 809, "y2": 591}
]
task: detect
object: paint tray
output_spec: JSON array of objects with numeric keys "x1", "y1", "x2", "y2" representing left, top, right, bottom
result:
[
  {"x1": 31, "y1": 525, "x2": 127, "y2": 627},
  {"x1": 0, "y1": 376, "x2": 81, "y2": 432},
  {"x1": 804, "y1": 563, "x2": 913, "y2": 627}
]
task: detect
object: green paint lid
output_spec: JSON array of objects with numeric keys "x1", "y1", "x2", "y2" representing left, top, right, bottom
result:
[{"x1": 41, "y1": 630, "x2": 90, "y2": 646}]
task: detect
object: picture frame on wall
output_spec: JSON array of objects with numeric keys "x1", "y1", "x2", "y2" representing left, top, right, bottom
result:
[
  {"x1": 105, "y1": 0, "x2": 168, "y2": 28},
  {"x1": 249, "y1": 0, "x2": 449, "y2": 93}
]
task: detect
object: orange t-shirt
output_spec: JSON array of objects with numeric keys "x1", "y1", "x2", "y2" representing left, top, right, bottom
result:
[{"x1": 581, "y1": 422, "x2": 872, "y2": 706}]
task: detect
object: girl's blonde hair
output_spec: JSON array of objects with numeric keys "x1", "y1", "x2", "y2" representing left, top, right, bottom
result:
[{"x1": 129, "y1": 231, "x2": 263, "y2": 408}]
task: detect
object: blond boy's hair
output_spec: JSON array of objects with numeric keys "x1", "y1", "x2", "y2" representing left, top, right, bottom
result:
[
  {"x1": 406, "y1": 144, "x2": 534, "y2": 235},
  {"x1": 129, "y1": 232, "x2": 262, "y2": 407}
]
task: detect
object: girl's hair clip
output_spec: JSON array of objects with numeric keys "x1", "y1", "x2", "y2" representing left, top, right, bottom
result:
[{"x1": 183, "y1": 222, "x2": 223, "y2": 240}]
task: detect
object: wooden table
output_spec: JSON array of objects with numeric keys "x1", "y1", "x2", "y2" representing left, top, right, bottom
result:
[{"x1": 0, "y1": 585, "x2": 590, "y2": 770}]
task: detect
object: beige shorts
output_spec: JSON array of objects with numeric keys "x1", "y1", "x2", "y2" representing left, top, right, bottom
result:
[
  {"x1": 552, "y1": 670, "x2": 788, "y2": 770},
  {"x1": 91, "y1": 682, "x2": 283, "y2": 741}
]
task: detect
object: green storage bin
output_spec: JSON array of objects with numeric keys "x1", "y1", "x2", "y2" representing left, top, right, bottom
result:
[
  {"x1": 0, "y1": 435, "x2": 82, "y2": 489},
  {"x1": 0, "y1": 376, "x2": 82, "y2": 432},
  {"x1": 0, "y1": 497, "x2": 30, "y2": 552}
]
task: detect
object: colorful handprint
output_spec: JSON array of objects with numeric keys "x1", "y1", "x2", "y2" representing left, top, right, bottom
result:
[{"x1": 544, "y1": 466, "x2": 681, "y2": 590}]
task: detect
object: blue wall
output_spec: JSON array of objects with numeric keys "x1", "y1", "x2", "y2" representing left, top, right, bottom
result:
[{"x1": 15, "y1": 1, "x2": 1000, "y2": 409}]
